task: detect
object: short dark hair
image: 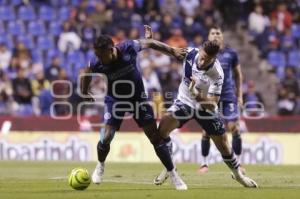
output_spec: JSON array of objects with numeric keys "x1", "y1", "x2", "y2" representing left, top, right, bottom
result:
[
  {"x1": 203, "y1": 40, "x2": 220, "y2": 56},
  {"x1": 209, "y1": 24, "x2": 222, "y2": 31},
  {"x1": 93, "y1": 35, "x2": 114, "y2": 50}
]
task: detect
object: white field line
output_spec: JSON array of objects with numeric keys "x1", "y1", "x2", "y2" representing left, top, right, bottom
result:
[{"x1": 49, "y1": 176, "x2": 300, "y2": 188}]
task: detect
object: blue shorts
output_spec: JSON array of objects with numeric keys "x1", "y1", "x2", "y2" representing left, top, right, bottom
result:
[
  {"x1": 103, "y1": 96, "x2": 155, "y2": 130},
  {"x1": 219, "y1": 101, "x2": 239, "y2": 122},
  {"x1": 168, "y1": 100, "x2": 225, "y2": 135}
]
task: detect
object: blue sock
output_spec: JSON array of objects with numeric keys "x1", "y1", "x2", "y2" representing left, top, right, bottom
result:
[
  {"x1": 201, "y1": 137, "x2": 210, "y2": 157},
  {"x1": 97, "y1": 141, "x2": 110, "y2": 162},
  {"x1": 163, "y1": 136, "x2": 173, "y2": 156},
  {"x1": 154, "y1": 143, "x2": 174, "y2": 171},
  {"x1": 232, "y1": 133, "x2": 242, "y2": 156}
]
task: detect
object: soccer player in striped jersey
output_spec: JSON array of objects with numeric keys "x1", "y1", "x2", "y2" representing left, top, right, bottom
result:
[{"x1": 144, "y1": 26, "x2": 258, "y2": 188}]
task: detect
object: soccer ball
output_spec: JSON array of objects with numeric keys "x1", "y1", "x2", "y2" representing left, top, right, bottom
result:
[{"x1": 68, "y1": 168, "x2": 91, "y2": 190}]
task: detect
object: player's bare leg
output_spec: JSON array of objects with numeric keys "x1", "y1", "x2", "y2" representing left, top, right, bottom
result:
[
  {"x1": 92, "y1": 125, "x2": 116, "y2": 184},
  {"x1": 210, "y1": 134, "x2": 258, "y2": 188},
  {"x1": 153, "y1": 114, "x2": 187, "y2": 190}
]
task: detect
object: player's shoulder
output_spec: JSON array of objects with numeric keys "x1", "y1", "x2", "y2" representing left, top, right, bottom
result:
[
  {"x1": 223, "y1": 45, "x2": 238, "y2": 56},
  {"x1": 185, "y1": 47, "x2": 199, "y2": 60},
  {"x1": 187, "y1": 47, "x2": 199, "y2": 53},
  {"x1": 213, "y1": 59, "x2": 224, "y2": 78},
  {"x1": 116, "y1": 39, "x2": 140, "y2": 53}
]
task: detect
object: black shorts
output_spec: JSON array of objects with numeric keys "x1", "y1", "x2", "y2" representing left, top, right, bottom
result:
[
  {"x1": 167, "y1": 99, "x2": 226, "y2": 135},
  {"x1": 102, "y1": 96, "x2": 155, "y2": 130}
]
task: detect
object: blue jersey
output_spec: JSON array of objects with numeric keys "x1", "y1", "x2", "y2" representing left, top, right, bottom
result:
[
  {"x1": 89, "y1": 40, "x2": 145, "y2": 101},
  {"x1": 217, "y1": 46, "x2": 239, "y2": 102}
]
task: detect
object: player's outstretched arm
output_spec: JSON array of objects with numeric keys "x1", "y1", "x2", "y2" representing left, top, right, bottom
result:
[
  {"x1": 139, "y1": 25, "x2": 187, "y2": 61},
  {"x1": 139, "y1": 38, "x2": 187, "y2": 61},
  {"x1": 233, "y1": 64, "x2": 243, "y2": 106}
]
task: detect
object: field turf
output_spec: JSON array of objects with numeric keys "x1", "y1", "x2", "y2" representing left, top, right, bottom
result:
[{"x1": 0, "y1": 161, "x2": 299, "y2": 199}]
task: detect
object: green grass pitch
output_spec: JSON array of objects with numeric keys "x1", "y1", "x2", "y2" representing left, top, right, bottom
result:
[{"x1": 0, "y1": 161, "x2": 299, "y2": 199}]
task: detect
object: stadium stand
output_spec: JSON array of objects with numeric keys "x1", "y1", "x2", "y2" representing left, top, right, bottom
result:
[{"x1": 0, "y1": 0, "x2": 299, "y2": 117}]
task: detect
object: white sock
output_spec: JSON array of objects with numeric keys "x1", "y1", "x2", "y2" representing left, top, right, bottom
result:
[
  {"x1": 202, "y1": 156, "x2": 209, "y2": 166},
  {"x1": 236, "y1": 155, "x2": 241, "y2": 163}
]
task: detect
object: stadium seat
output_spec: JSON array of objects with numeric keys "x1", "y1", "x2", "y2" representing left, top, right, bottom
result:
[
  {"x1": 39, "y1": 6, "x2": 56, "y2": 22},
  {"x1": 71, "y1": 0, "x2": 80, "y2": 6},
  {"x1": 11, "y1": 0, "x2": 22, "y2": 6},
  {"x1": 86, "y1": 49, "x2": 95, "y2": 62},
  {"x1": 267, "y1": 51, "x2": 286, "y2": 79},
  {"x1": 37, "y1": 36, "x2": 55, "y2": 51},
  {"x1": 45, "y1": 49, "x2": 65, "y2": 66},
  {"x1": 7, "y1": 20, "x2": 25, "y2": 36},
  {"x1": 50, "y1": 0, "x2": 69, "y2": 7},
  {"x1": 31, "y1": 49, "x2": 44, "y2": 63},
  {"x1": 287, "y1": 50, "x2": 300, "y2": 67},
  {"x1": 0, "y1": 6, "x2": 16, "y2": 21},
  {"x1": 267, "y1": 51, "x2": 286, "y2": 68},
  {"x1": 0, "y1": 34, "x2": 13, "y2": 49},
  {"x1": 0, "y1": 22, "x2": 5, "y2": 35},
  {"x1": 49, "y1": 21, "x2": 62, "y2": 36},
  {"x1": 291, "y1": 24, "x2": 300, "y2": 39},
  {"x1": 66, "y1": 62, "x2": 84, "y2": 82},
  {"x1": 27, "y1": 21, "x2": 46, "y2": 36},
  {"x1": 18, "y1": 6, "x2": 36, "y2": 21},
  {"x1": 67, "y1": 51, "x2": 85, "y2": 66},
  {"x1": 0, "y1": 0, "x2": 8, "y2": 5},
  {"x1": 58, "y1": 7, "x2": 71, "y2": 22},
  {"x1": 17, "y1": 35, "x2": 35, "y2": 49}
]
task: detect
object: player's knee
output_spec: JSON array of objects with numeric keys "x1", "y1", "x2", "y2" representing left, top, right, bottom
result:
[
  {"x1": 148, "y1": 131, "x2": 163, "y2": 146},
  {"x1": 158, "y1": 115, "x2": 177, "y2": 138},
  {"x1": 228, "y1": 122, "x2": 239, "y2": 135}
]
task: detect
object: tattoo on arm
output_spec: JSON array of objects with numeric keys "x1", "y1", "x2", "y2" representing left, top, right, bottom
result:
[{"x1": 139, "y1": 39, "x2": 176, "y2": 57}]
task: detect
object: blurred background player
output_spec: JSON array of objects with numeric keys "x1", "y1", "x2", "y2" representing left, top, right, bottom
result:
[
  {"x1": 199, "y1": 25, "x2": 244, "y2": 174},
  {"x1": 80, "y1": 27, "x2": 188, "y2": 190},
  {"x1": 144, "y1": 26, "x2": 258, "y2": 188}
]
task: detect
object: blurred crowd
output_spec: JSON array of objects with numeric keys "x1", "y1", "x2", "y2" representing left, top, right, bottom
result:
[
  {"x1": 0, "y1": 0, "x2": 299, "y2": 117},
  {"x1": 248, "y1": 0, "x2": 300, "y2": 115}
]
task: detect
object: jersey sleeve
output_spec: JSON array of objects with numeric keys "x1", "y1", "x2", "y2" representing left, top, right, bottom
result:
[
  {"x1": 132, "y1": 40, "x2": 142, "y2": 53},
  {"x1": 208, "y1": 73, "x2": 224, "y2": 96},
  {"x1": 117, "y1": 40, "x2": 142, "y2": 55}
]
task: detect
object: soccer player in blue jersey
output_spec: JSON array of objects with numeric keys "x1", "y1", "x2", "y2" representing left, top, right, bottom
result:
[
  {"x1": 80, "y1": 26, "x2": 188, "y2": 190},
  {"x1": 198, "y1": 25, "x2": 245, "y2": 173}
]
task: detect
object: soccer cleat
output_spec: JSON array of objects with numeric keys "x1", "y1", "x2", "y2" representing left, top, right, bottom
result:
[
  {"x1": 197, "y1": 165, "x2": 209, "y2": 174},
  {"x1": 231, "y1": 169, "x2": 258, "y2": 188},
  {"x1": 92, "y1": 162, "x2": 104, "y2": 184},
  {"x1": 169, "y1": 169, "x2": 188, "y2": 190},
  {"x1": 154, "y1": 169, "x2": 169, "y2": 185}
]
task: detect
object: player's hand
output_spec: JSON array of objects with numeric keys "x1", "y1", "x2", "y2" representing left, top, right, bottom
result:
[
  {"x1": 83, "y1": 92, "x2": 95, "y2": 102},
  {"x1": 173, "y1": 47, "x2": 188, "y2": 61},
  {"x1": 238, "y1": 96, "x2": 243, "y2": 107},
  {"x1": 188, "y1": 76, "x2": 199, "y2": 98},
  {"x1": 144, "y1": 25, "x2": 153, "y2": 39}
]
